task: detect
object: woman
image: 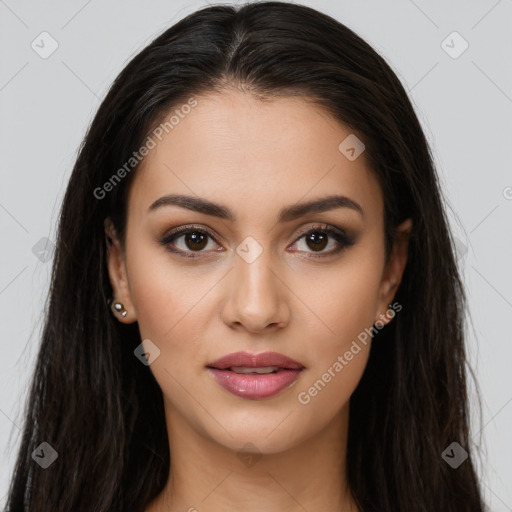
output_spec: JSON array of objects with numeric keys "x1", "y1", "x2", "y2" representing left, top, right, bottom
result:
[{"x1": 4, "y1": 2, "x2": 485, "y2": 511}]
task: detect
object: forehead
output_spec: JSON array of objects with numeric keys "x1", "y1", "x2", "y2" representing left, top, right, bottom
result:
[{"x1": 127, "y1": 90, "x2": 383, "y2": 225}]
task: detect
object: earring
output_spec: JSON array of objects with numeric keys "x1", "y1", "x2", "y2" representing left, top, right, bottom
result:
[{"x1": 109, "y1": 297, "x2": 127, "y2": 318}]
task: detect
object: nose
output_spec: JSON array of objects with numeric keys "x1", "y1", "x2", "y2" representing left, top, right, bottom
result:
[{"x1": 221, "y1": 250, "x2": 291, "y2": 333}]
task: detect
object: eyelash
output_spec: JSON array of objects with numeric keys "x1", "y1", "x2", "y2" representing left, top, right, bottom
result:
[{"x1": 160, "y1": 223, "x2": 355, "y2": 260}]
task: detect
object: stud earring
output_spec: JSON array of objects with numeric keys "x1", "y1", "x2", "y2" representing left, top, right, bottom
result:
[{"x1": 108, "y1": 297, "x2": 127, "y2": 318}]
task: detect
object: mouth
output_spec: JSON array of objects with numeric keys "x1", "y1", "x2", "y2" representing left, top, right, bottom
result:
[
  {"x1": 206, "y1": 351, "x2": 305, "y2": 400},
  {"x1": 220, "y1": 366, "x2": 282, "y2": 374}
]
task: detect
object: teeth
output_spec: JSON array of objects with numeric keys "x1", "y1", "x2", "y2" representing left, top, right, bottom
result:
[{"x1": 229, "y1": 366, "x2": 280, "y2": 374}]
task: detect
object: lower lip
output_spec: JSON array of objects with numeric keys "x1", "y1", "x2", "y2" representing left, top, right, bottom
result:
[{"x1": 207, "y1": 368, "x2": 303, "y2": 400}]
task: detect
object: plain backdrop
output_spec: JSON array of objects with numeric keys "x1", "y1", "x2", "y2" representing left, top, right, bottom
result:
[{"x1": 1, "y1": 0, "x2": 511, "y2": 509}]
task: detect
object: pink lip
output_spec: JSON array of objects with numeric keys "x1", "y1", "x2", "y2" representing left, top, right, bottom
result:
[
  {"x1": 206, "y1": 351, "x2": 305, "y2": 400},
  {"x1": 207, "y1": 351, "x2": 304, "y2": 370}
]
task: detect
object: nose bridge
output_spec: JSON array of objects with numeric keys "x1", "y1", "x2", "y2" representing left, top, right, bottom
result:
[{"x1": 224, "y1": 239, "x2": 289, "y2": 331}]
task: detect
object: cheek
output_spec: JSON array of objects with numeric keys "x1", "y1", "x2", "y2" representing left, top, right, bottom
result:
[
  {"x1": 125, "y1": 247, "x2": 212, "y2": 412},
  {"x1": 293, "y1": 251, "x2": 383, "y2": 413},
  {"x1": 294, "y1": 296, "x2": 374, "y2": 430},
  {"x1": 300, "y1": 254, "x2": 384, "y2": 350},
  {"x1": 124, "y1": 240, "x2": 201, "y2": 353}
]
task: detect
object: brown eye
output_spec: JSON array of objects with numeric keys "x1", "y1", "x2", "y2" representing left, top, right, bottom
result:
[
  {"x1": 292, "y1": 225, "x2": 355, "y2": 258},
  {"x1": 183, "y1": 231, "x2": 208, "y2": 251},
  {"x1": 160, "y1": 226, "x2": 222, "y2": 258},
  {"x1": 304, "y1": 232, "x2": 328, "y2": 252}
]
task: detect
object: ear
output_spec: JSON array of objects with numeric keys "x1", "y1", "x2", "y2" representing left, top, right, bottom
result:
[
  {"x1": 104, "y1": 217, "x2": 137, "y2": 323},
  {"x1": 375, "y1": 218, "x2": 412, "y2": 325}
]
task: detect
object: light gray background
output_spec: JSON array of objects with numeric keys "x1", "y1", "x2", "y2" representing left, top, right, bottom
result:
[{"x1": 1, "y1": 0, "x2": 511, "y2": 509}]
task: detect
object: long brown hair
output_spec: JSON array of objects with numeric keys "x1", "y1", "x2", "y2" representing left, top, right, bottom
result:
[{"x1": 5, "y1": 2, "x2": 484, "y2": 510}]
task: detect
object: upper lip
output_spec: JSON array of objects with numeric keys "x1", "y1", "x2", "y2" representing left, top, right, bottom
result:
[{"x1": 207, "y1": 351, "x2": 305, "y2": 370}]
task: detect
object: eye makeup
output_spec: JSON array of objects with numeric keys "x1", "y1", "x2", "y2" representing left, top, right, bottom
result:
[{"x1": 158, "y1": 222, "x2": 356, "y2": 260}]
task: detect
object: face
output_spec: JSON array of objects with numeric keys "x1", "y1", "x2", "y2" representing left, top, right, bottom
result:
[{"x1": 105, "y1": 89, "x2": 411, "y2": 454}]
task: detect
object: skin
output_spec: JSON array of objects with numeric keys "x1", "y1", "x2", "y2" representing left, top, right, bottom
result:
[{"x1": 105, "y1": 89, "x2": 412, "y2": 512}]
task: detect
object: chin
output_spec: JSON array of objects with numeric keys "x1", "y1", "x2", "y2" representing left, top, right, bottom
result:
[{"x1": 199, "y1": 410, "x2": 313, "y2": 455}]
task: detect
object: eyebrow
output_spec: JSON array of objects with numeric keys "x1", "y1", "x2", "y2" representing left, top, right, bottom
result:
[{"x1": 147, "y1": 193, "x2": 364, "y2": 222}]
